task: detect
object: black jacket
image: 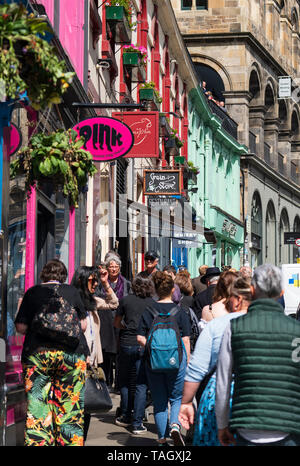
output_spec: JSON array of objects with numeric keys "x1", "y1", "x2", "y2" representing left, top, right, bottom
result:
[{"x1": 193, "y1": 284, "x2": 216, "y2": 321}]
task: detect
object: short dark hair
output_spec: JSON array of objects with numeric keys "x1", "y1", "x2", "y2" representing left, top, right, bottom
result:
[
  {"x1": 163, "y1": 265, "x2": 176, "y2": 275},
  {"x1": 40, "y1": 259, "x2": 68, "y2": 284},
  {"x1": 131, "y1": 276, "x2": 154, "y2": 298}
]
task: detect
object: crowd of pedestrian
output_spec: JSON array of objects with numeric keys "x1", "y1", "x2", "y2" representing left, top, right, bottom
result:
[{"x1": 14, "y1": 252, "x2": 300, "y2": 447}]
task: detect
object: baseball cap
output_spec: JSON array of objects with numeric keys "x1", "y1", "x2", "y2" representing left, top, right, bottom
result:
[{"x1": 145, "y1": 250, "x2": 159, "y2": 260}]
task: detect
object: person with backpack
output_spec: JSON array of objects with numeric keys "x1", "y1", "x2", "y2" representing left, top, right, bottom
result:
[
  {"x1": 137, "y1": 271, "x2": 191, "y2": 446},
  {"x1": 15, "y1": 259, "x2": 90, "y2": 446}
]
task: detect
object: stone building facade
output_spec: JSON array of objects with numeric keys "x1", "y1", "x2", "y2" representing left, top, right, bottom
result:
[{"x1": 171, "y1": 0, "x2": 300, "y2": 267}]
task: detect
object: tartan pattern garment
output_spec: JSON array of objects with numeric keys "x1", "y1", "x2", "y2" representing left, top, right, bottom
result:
[{"x1": 23, "y1": 350, "x2": 86, "y2": 446}]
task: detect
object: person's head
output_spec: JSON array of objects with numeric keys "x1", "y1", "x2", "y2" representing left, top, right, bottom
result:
[
  {"x1": 105, "y1": 254, "x2": 122, "y2": 280},
  {"x1": 175, "y1": 271, "x2": 193, "y2": 296},
  {"x1": 202, "y1": 81, "x2": 206, "y2": 88},
  {"x1": 163, "y1": 265, "x2": 177, "y2": 280},
  {"x1": 131, "y1": 276, "x2": 155, "y2": 298},
  {"x1": 152, "y1": 271, "x2": 174, "y2": 300},
  {"x1": 220, "y1": 101, "x2": 225, "y2": 107},
  {"x1": 212, "y1": 270, "x2": 239, "y2": 303},
  {"x1": 225, "y1": 276, "x2": 252, "y2": 313},
  {"x1": 239, "y1": 265, "x2": 252, "y2": 280},
  {"x1": 40, "y1": 259, "x2": 68, "y2": 284},
  {"x1": 199, "y1": 265, "x2": 208, "y2": 276},
  {"x1": 71, "y1": 265, "x2": 99, "y2": 296},
  {"x1": 144, "y1": 251, "x2": 159, "y2": 273},
  {"x1": 251, "y1": 264, "x2": 283, "y2": 300}
]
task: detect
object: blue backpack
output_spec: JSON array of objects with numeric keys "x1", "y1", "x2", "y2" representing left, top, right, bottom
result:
[{"x1": 146, "y1": 305, "x2": 184, "y2": 372}]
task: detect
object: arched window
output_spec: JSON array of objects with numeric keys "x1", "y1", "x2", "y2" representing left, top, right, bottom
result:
[
  {"x1": 251, "y1": 191, "x2": 262, "y2": 266},
  {"x1": 279, "y1": 208, "x2": 290, "y2": 264},
  {"x1": 265, "y1": 201, "x2": 276, "y2": 264},
  {"x1": 193, "y1": 63, "x2": 225, "y2": 103}
]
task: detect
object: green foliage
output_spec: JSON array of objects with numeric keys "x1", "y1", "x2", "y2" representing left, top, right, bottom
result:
[
  {"x1": 0, "y1": 3, "x2": 74, "y2": 109},
  {"x1": 106, "y1": 0, "x2": 136, "y2": 29},
  {"x1": 187, "y1": 160, "x2": 200, "y2": 174},
  {"x1": 140, "y1": 81, "x2": 163, "y2": 103},
  {"x1": 10, "y1": 129, "x2": 98, "y2": 207}
]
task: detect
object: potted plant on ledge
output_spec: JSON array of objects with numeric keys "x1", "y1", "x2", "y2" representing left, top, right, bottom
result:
[
  {"x1": 10, "y1": 129, "x2": 98, "y2": 208},
  {"x1": 105, "y1": 0, "x2": 134, "y2": 43},
  {"x1": 0, "y1": 3, "x2": 74, "y2": 110},
  {"x1": 164, "y1": 128, "x2": 185, "y2": 156},
  {"x1": 139, "y1": 81, "x2": 162, "y2": 111}
]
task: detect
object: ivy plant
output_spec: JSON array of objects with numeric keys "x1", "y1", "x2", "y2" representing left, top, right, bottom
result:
[
  {"x1": 0, "y1": 3, "x2": 74, "y2": 110},
  {"x1": 10, "y1": 129, "x2": 98, "y2": 208}
]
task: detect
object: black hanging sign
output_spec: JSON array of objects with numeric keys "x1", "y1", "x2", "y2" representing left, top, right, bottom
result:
[{"x1": 143, "y1": 170, "x2": 181, "y2": 195}]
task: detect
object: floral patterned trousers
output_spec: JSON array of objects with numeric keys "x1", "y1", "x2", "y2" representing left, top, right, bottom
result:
[{"x1": 23, "y1": 350, "x2": 87, "y2": 446}]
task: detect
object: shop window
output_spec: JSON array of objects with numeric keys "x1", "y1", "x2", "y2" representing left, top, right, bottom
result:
[{"x1": 7, "y1": 178, "x2": 27, "y2": 337}]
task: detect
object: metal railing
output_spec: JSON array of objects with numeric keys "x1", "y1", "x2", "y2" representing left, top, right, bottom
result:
[{"x1": 207, "y1": 99, "x2": 238, "y2": 140}]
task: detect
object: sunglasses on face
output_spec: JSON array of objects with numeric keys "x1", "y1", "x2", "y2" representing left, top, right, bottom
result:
[
  {"x1": 88, "y1": 276, "x2": 98, "y2": 285},
  {"x1": 145, "y1": 257, "x2": 156, "y2": 262}
]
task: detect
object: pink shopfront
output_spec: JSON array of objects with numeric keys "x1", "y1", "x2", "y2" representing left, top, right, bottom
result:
[{"x1": 4, "y1": 0, "x2": 90, "y2": 445}]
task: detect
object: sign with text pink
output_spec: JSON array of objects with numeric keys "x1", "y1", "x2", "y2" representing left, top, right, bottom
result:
[{"x1": 72, "y1": 116, "x2": 134, "y2": 162}]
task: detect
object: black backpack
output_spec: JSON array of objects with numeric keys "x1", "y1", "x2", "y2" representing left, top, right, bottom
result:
[
  {"x1": 145, "y1": 305, "x2": 184, "y2": 372},
  {"x1": 31, "y1": 285, "x2": 81, "y2": 350}
]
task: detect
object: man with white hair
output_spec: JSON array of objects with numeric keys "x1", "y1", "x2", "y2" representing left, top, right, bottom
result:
[{"x1": 216, "y1": 264, "x2": 300, "y2": 446}]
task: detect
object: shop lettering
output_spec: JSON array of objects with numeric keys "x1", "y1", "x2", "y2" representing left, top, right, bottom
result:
[
  {"x1": 222, "y1": 219, "x2": 237, "y2": 238},
  {"x1": 79, "y1": 124, "x2": 123, "y2": 152},
  {"x1": 72, "y1": 117, "x2": 134, "y2": 162}
]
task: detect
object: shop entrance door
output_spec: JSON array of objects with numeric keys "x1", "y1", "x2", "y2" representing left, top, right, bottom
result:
[{"x1": 36, "y1": 192, "x2": 56, "y2": 282}]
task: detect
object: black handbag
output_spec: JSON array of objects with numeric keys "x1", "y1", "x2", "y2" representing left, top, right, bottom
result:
[{"x1": 84, "y1": 366, "x2": 113, "y2": 414}]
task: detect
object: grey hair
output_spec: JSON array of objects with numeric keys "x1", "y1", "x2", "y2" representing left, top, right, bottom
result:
[
  {"x1": 207, "y1": 275, "x2": 219, "y2": 284},
  {"x1": 251, "y1": 264, "x2": 282, "y2": 299},
  {"x1": 105, "y1": 254, "x2": 122, "y2": 268}
]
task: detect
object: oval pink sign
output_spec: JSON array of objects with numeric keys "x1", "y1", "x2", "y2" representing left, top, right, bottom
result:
[{"x1": 72, "y1": 117, "x2": 134, "y2": 162}]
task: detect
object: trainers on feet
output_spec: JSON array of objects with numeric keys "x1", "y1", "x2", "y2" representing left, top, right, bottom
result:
[
  {"x1": 115, "y1": 416, "x2": 131, "y2": 427},
  {"x1": 170, "y1": 424, "x2": 185, "y2": 446},
  {"x1": 131, "y1": 424, "x2": 147, "y2": 434}
]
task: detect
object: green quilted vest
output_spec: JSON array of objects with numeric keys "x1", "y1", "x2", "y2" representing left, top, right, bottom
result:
[{"x1": 230, "y1": 298, "x2": 300, "y2": 434}]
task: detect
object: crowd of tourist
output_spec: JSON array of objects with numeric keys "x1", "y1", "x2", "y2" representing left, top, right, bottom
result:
[{"x1": 14, "y1": 251, "x2": 300, "y2": 447}]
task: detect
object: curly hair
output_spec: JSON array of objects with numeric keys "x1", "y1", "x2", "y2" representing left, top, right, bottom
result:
[
  {"x1": 40, "y1": 259, "x2": 68, "y2": 284},
  {"x1": 152, "y1": 271, "x2": 174, "y2": 299},
  {"x1": 131, "y1": 276, "x2": 155, "y2": 298}
]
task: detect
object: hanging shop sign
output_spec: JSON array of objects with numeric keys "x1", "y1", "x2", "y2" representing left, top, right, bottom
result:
[
  {"x1": 8, "y1": 123, "x2": 22, "y2": 156},
  {"x1": 143, "y1": 169, "x2": 181, "y2": 195},
  {"x1": 72, "y1": 116, "x2": 134, "y2": 162},
  {"x1": 284, "y1": 232, "x2": 300, "y2": 245},
  {"x1": 112, "y1": 111, "x2": 159, "y2": 158}
]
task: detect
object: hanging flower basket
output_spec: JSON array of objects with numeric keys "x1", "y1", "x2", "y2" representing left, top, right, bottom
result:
[
  {"x1": 10, "y1": 129, "x2": 98, "y2": 208},
  {"x1": 105, "y1": 2, "x2": 133, "y2": 43},
  {"x1": 0, "y1": 3, "x2": 75, "y2": 110},
  {"x1": 123, "y1": 45, "x2": 147, "y2": 82},
  {"x1": 139, "y1": 81, "x2": 162, "y2": 111}
]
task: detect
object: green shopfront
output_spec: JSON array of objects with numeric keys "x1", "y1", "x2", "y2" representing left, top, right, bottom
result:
[
  {"x1": 209, "y1": 206, "x2": 244, "y2": 269},
  {"x1": 187, "y1": 86, "x2": 247, "y2": 276}
]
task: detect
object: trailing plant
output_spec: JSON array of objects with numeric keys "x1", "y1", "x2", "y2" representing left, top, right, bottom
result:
[
  {"x1": 0, "y1": 3, "x2": 74, "y2": 110},
  {"x1": 10, "y1": 129, "x2": 98, "y2": 207},
  {"x1": 187, "y1": 160, "x2": 200, "y2": 174},
  {"x1": 140, "y1": 81, "x2": 163, "y2": 103},
  {"x1": 123, "y1": 44, "x2": 148, "y2": 65},
  {"x1": 169, "y1": 127, "x2": 185, "y2": 148},
  {"x1": 106, "y1": 0, "x2": 136, "y2": 29}
]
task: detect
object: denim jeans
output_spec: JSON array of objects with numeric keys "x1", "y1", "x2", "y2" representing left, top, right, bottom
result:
[
  {"x1": 236, "y1": 432, "x2": 300, "y2": 446},
  {"x1": 118, "y1": 345, "x2": 148, "y2": 427},
  {"x1": 146, "y1": 351, "x2": 187, "y2": 440}
]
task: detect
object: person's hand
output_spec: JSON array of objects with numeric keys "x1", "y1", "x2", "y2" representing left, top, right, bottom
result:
[
  {"x1": 178, "y1": 402, "x2": 194, "y2": 430},
  {"x1": 99, "y1": 268, "x2": 109, "y2": 284},
  {"x1": 218, "y1": 427, "x2": 236, "y2": 446}
]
